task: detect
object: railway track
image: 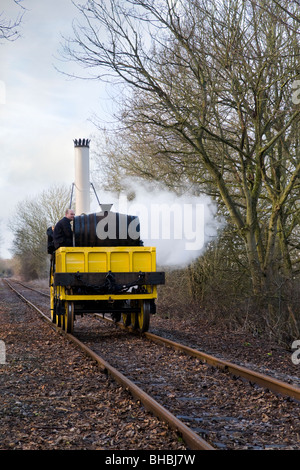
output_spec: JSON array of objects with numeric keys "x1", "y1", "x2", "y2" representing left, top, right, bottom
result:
[
  {"x1": 3, "y1": 279, "x2": 212, "y2": 451},
  {"x1": 3, "y1": 278, "x2": 300, "y2": 450}
]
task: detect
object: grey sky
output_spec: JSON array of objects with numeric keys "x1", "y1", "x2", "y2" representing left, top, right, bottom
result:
[{"x1": 0, "y1": 0, "x2": 108, "y2": 257}]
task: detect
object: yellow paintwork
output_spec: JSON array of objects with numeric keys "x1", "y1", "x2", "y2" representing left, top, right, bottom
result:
[
  {"x1": 54, "y1": 246, "x2": 158, "y2": 301},
  {"x1": 63, "y1": 290, "x2": 157, "y2": 301},
  {"x1": 55, "y1": 246, "x2": 156, "y2": 273}
]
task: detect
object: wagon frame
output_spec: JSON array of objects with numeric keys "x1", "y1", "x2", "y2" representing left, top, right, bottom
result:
[{"x1": 50, "y1": 246, "x2": 165, "y2": 334}]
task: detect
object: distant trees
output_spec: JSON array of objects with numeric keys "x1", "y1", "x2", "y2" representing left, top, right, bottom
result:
[
  {"x1": 63, "y1": 1, "x2": 299, "y2": 307},
  {"x1": 9, "y1": 185, "x2": 71, "y2": 280}
]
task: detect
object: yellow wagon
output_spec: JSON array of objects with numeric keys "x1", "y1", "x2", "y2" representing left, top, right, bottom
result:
[{"x1": 50, "y1": 244, "x2": 164, "y2": 334}]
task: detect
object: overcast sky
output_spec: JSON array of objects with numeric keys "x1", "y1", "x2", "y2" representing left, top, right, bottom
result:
[{"x1": 0, "y1": 0, "x2": 111, "y2": 258}]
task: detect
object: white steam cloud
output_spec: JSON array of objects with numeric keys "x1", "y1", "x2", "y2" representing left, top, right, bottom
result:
[{"x1": 92, "y1": 179, "x2": 225, "y2": 268}]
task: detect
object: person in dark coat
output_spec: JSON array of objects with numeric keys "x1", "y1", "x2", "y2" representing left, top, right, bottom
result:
[
  {"x1": 47, "y1": 226, "x2": 55, "y2": 254},
  {"x1": 53, "y1": 209, "x2": 75, "y2": 249}
]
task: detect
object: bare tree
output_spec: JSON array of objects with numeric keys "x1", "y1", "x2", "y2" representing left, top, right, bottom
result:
[
  {"x1": 0, "y1": 1, "x2": 25, "y2": 42},
  {"x1": 63, "y1": 0, "x2": 300, "y2": 309},
  {"x1": 9, "y1": 185, "x2": 72, "y2": 279}
]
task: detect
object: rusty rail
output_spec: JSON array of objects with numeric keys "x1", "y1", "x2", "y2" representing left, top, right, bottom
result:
[
  {"x1": 144, "y1": 331, "x2": 300, "y2": 402},
  {"x1": 3, "y1": 279, "x2": 214, "y2": 451},
  {"x1": 7, "y1": 280, "x2": 300, "y2": 406},
  {"x1": 95, "y1": 314, "x2": 300, "y2": 403}
]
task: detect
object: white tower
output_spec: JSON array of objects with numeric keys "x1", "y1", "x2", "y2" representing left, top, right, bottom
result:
[{"x1": 74, "y1": 138, "x2": 90, "y2": 215}]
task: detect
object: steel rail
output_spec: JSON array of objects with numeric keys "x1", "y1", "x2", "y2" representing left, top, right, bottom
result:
[
  {"x1": 10, "y1": 280, "x2": 300, "y2": 402},
  {"x1": 95, "y1": 315, "x2": 300, "y2": 403},
  {"x1": 3, "y1": 279, "x2": 214, "y2": 451},
  {"x1": 9, "y1": 279, "x2": 50, "y2": 298},
  {"x1": 144, "y1": 332, "x2": 300, "y2": 403}
]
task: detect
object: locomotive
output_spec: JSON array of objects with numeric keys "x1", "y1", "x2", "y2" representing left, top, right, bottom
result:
[
  {"x1": 49, "y1": 139, "x2": 164, "y2": 334},
  {"x1": 49, "y1": 200, "x2": 165, "y2": 334},
  {"x1": 47, "y1": 139, "x2": 165, "y2": 333}
]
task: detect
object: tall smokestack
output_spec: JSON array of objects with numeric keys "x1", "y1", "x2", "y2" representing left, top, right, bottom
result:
[{"x1": 74, "y1": 138, "x2": 90, "y2": 215}]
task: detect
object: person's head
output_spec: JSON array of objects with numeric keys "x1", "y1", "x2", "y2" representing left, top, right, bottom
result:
[{"x1": 65, "y1": 209, "x2": 75, "y2": 220}]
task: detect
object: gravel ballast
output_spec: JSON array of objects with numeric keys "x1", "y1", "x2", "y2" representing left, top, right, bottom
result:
[{"x1": 0, "y1": 279, "x2": 186, "y2": 450}]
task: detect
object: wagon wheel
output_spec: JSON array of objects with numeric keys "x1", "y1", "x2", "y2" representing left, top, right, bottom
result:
[
  {"x1": 138, "y1": 300, "x2": 150, "y2": 332},
  {"x1": 50, "y1": 263, "x2": 57, "y2": 324},
  {"x1": 122, "y1": 299, "x2": 132, "y2": 327},
  {"x1": 64, "y1": 301, "x2": 74, "y2": 333},
  {"x1": 63, "y1": 289, "x2": 74, "y2": 334},
  {"x1": 122, "y1": 312, "x2": 131, "y2": 327},
  {"x1": 52, "y1": 288, "x2": 62, "y2": 328},
  {"x1": 52, "y1": 295, "x2": 58, "y2": 326},
  {"x1": 130, "y1": 300, "x2": 139, "y2": 330},
  {"x1": 50, "y1": 287, "x2": 56, "y2": 324},
  {"x1": 63, "y1": 300, "x2": 74, "y2": 333}
]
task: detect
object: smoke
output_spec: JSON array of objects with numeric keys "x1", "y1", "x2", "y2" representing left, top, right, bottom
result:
[{"x1": 91, "y1": 179, "x2": 225, "y2": 268}]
